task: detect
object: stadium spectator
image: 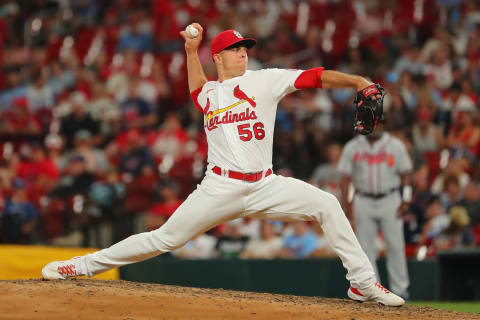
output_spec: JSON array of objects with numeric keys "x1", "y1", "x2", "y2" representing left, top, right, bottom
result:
[
  {"x1": 404, "y1": 165, "x2": 431, "y2": 245},
  {"x1": 44, "y1": 133, "x2": 64, "y2": 168},
  {"x1": 118, "y1": 129, "x2": 156, "y2": 178},
  {"x1": 237, "y1": 218, "x2": 262, "y2": 241},
  {"x1": 215, "y1": 219, "x2": 250, "y2": 259},
  {"x1": 440, "y1": 175, "x2": 464, "y2": 209},
  {"x1": 240, "y1": 221, "x2": 283, "y2": 259},
  {"x1": 26, "y1": 69, "x2": 54, "y2": 112},
  {"x1": 116, "y1": 11, "x2": 153, "y2": 53},
  {"x1": 16, "y1": 142, "x2": 59, "y2": 185},
  {"x1": 384, "y1": 87, "x2": 414, "y2": 137},
  {"x1": 172, "y1": 233, "x2": 217, "y2": 259},
  {"x1": 425, "y1": 44, "x2": 454, "y2": 90},
  {"x1": 48, "y1": 155, "x2": 94, "y2": 201},
  {"x1": 59, "y1": 91, "x2": 102, "y2": 149},
  {"x1": 393, "y1": 46, "x2": 427, "y2": 76},
  {"x1": 440, "y1": 81, "x2": 477, "y2": 131},
  {"x1": 418, "y1": 196, "x2": 450, "y2": 249},
  {"x1": 421, "y1": 26, "x2": 451, "y2": 62},
  {"x1": 458, "y1": 181, "x2": 480, "y2": 227},
  {"x1": 279, "y1": 221, "x2": 318, "y2": 259},
  {"x1": 149, "y1": 112, "x2": 188, "y2": 163},
  {"x1": 59, "y1": 130, "x2": 111, "y2": 174},
  {"x1": 147, "y1": 180, "x2": 182, "y2": 230},
  {"x1": 86, "y1": 82, "x2": 121, "y2": 135},
  {"x1": 123, "y1": 164, "x2": 157, "y2": 215},
  {"x1": 445, "y1": 103, "x2": 480, "y2": 158},
  {"x1": 120, "y1": 76, "x2": 157, "y2": 131},
  {"x1": 310, "y1": 224, "x2": 335, "y2": 258},
  {"x1": 88, "y1": 169, "x2": 126, "y2": 221},
  {"x1": 411, "y1": 106, "x2": 444, "y2": 156},
  {"x1": 398, "y1": 71, "x2": 419, "y2": 111},
  {"x1": 310, "y1": 143, "x2": 342, "y2": 200},
  {"x1": 432, "y1": 205, "x2": 475, "y2": 252},
  {"x1": 48, "y1": 154, "x2": 95, "y2": 235},
  {"x1": 431, "y1": 159, "x2": 471, "y2": 195},
  {"x1": 0, "y1": 150, "x2": 18, "y2": 195},
  {"x1": 1, "y1": 96, "x2": 41, "y2": 137},
  {"x1": 1, "y1": 178, "x2": 38, "y2": 244}
]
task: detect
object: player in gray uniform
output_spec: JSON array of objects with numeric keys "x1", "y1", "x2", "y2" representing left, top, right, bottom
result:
[{"x1": 337, "y1": 124, "x2": 412, "y2": 299}]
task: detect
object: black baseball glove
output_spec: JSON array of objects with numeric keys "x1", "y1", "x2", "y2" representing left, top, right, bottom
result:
[{"x1": 353, "y1": 84, "x2": 385, "y2": 135}]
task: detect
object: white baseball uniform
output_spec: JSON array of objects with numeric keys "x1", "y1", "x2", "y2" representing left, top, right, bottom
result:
[
  {"x1": 337, "y1": 133, "x2": 412, "y2": 297},
  {"x1": 75, "y1": 68, "x2": 377, "y2": 290}
]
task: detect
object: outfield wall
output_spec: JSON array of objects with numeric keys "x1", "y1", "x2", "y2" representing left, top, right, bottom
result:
[
  {"x1": 0, "y1": 245, "x2": 119, "y2": 280},
  {"x1": 120, "y1": 257, "x2": 442, "y2": 300},
  {"x1": 2, "y1": 244, "x2": 477, "y2": 300}
]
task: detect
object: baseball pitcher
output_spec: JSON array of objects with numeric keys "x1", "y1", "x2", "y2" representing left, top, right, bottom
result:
[
  {"x1": 42, "y1": 24, "x2": 404, "y2": 306},
  {"x1": 338, "y1": 123, "x2": 412, "y2": 299}
]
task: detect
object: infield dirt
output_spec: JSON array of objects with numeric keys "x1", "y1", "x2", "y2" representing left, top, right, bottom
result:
[{"x1": 0, "y1": 279, "x2": 478, "y2": 320}]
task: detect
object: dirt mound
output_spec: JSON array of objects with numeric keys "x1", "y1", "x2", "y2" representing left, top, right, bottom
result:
[{"x1": 0, "y1": 279, "x2": 477, "y2": 320}]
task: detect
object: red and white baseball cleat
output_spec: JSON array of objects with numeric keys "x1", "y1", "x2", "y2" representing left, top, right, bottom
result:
[
  {"x1": 41, "y1": 257, "x2": 83, "y2": 280},
  {"x1": 348, "y1": 282, "x2": 405, "y2": 307}
]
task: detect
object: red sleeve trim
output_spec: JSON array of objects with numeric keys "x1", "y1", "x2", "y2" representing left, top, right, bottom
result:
[
  {"x1": 294, "y1": 67, "x2": 324, "y2": 89},
  {"x1": 190, "y1": 86, "x2": 204, "y2": 113}
]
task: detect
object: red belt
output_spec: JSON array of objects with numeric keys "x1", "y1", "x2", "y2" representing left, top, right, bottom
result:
[{"x1": 212, "y1": 166, "x2": 272, "y2": 182}]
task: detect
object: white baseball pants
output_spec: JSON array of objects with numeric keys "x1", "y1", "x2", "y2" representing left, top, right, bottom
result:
[{"x1": 79, "y1": 171, "x2": 376, "y2": 289}]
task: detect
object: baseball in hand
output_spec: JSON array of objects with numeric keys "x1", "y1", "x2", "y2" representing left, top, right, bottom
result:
[{"x1": 185, "y1": 24, "x2": 199, "y2": 38}]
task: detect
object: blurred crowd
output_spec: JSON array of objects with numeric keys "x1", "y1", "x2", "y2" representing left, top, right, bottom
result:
[{"x1": 0, "y1": 0, "x2": 479, "y2": 260}]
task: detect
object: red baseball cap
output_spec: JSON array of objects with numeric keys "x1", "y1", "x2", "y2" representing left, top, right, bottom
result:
[{"x1": 211, "y1": 30, "x2": 256, "y2": 59}]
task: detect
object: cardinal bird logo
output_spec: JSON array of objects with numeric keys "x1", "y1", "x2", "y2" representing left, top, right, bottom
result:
[
  {"x1": 204, "y1": 85, "x2": 256, "y2": 123},
  {"x1": 233, "y1": 85, "x2": 256, "y2": 107},
  {"x1": 233, "y1": 30, "x2": 243, "y2": 38}
]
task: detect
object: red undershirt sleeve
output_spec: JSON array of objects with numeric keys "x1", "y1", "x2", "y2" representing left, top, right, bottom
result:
[
  {"x1": 190, "y1": 86, "x2": 204, "y2": 113},
  {"x1": 294, "y1": 67, "x2": 324, "y2": 89}
]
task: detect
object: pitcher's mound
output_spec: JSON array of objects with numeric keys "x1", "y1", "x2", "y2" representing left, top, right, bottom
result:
[{"x1": 0, "y1": 279, "x2": 477, "y2": 320}]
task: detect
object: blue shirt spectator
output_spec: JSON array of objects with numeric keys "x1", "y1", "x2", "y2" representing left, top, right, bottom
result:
[
  {"x1": 117, "y1": 28, "x2": 152, "y2": 53},
  {"x1": 0, "y1": 86, "x2": 27, "y2": 112},
  {"x1": 120, "y1": 78, "x2": 157, "y2": 130},
  {"x1": 280, "y1": 222, "x2": 318, "y2": 259}
]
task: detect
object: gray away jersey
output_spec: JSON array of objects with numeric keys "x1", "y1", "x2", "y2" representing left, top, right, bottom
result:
[{"x1": 337, "y1": 133, "x2": 412, "y2": 194}]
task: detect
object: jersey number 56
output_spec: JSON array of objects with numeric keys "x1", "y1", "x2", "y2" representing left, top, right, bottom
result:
[{"x1": 237, "y1": 122, "x2": 265, "y2": 141}]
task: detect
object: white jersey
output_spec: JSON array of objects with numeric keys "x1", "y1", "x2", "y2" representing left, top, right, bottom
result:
[
  {"x1": 337, "y1": 133, "x2": 412, "y2": 194},
  {"x1": 192, "y1": 69, "x2": 303, "y2": 172}
]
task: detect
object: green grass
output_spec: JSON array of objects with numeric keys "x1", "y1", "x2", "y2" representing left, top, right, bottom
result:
[{"x1": 408, "y1": 302, "x2": 480, "y2": 314}]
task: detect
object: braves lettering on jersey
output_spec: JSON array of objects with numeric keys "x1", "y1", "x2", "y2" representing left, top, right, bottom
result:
[
  {"x1": 191, "y1": 69, "x2": 303, "y2": 172},
  {"x1": 337, "y1": 133, "x2": 412, "y2": 194}
]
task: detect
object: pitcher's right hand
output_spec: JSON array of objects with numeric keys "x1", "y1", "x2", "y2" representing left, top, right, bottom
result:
[{"x1": 180, "y1": 23, "x2": 204, "y2": 54}]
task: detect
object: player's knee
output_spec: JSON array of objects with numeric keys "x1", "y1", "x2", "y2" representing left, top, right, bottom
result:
[
  {"x1": 163, "y1": 241, "x2": 184, "y2": 251},
  {"x1": 159, "y1": 238, "x2": 182, "y2": 251},
  {"x1": 320, "y1": 192, "x2": 343, "y2": 217},
  {"x1": 151, "y1": 229, "x2": 187, "y2": 252}
]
